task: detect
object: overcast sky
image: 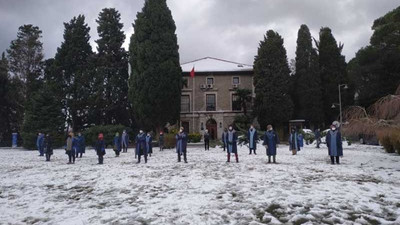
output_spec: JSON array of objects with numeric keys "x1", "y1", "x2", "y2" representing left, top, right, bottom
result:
[{"x1": 0, "y1": 0, "x2": 398, "y2": 65}]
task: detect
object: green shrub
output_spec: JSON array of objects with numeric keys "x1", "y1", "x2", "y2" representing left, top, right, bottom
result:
[
  {"x1": 164, "y1": 133, "x2": 176, "y2": 149},
  {"x1": 82, "y1": 124, "x2": 128, "y2": 148},
  {"x1": 299, "y1": 129, "x2": 315, "y2": 144},
  {"x1": 188, "y1": 133, "x2": 202, "y2": 143},
  {"x1": 21, "y1": 131, "x2": 64, "y2": 150}
]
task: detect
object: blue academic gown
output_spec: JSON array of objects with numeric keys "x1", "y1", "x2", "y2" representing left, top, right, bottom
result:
[
  {"x1": 326, "y1": 130, "x2": 343, "y2": 157},
  {"x1": 247, "y1": 129, "x2": 258, "y2": 150},
  {"x1": 114, "y1": 136, "x2": 121, "y2": 152},
  {"x1": 38, "y1": 134, "x2": 45, "y2": 155},
  {"x1": 135, "y1": 133, "x2": 146, "y2": 156},
  {"x1": 76, "y1": 136, "x2": 85, "y2": 154},
  {"x1": 121, "y1": 133, "x2": 129, "y2": 147},
  {"x1": 146, "y1": 136, "x2": 153, "y2": 154},
  {"x1": 175, "y1": 132, "x2": 187, "y2": 154},
  {"x1": 263, "y1": 130, "x2": 279, "y2": 156},
  {"x1": 289, "y1": 132, "x2": 301, "y2": 151},
  {"x1": 225, "y1": 131, "x2": 238, "y2": 154}
]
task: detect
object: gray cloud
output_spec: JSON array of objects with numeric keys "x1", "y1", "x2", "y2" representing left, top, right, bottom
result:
[{"x1": 0, "y1": 0, "x2": 398, "y2": 65}]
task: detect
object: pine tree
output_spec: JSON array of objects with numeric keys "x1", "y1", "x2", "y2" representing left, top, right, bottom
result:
[
  {"x1": 348, "y1": 6, "x2": 400, "y2": 107},
  {"x1": 6, "y1": 25, "x2": 44, "y2": 137},
  {"x1": 54, "y1": 15, "x2": 93, "y2": 131},
  {"x1": 315, "y1": 27, "x2": 349, "y2": 125},
  {"x1": 94, "y1": 8, "x2": 131, "y2": 126},
  {"x1": 253, "y1": 30, "x2": 293, "y2": 128},
  {"x1": 129, "y1": 0, "x2": 182, "y2": 131},
  {"x1": 293, "y1": 25, "x2": 324, "y2": 126}
]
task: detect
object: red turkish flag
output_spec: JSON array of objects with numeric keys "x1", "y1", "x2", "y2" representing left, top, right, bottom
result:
[{"x1": 190, "y1": 67, "x2": 195, "y2": 78}]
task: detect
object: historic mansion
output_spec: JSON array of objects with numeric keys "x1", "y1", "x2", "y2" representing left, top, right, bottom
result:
[{"x1": 180, "y1": 57, "x2": 254, "y2": 139}]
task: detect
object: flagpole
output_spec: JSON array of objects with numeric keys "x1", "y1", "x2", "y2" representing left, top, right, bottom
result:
[{"x1": 192, "y1": 69, "x2": 195, "y2": 133}]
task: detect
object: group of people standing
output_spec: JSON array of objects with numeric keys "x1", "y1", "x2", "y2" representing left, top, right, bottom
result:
[
  {"x1": 37, "y1": 122, "x2": 343, "y2": 165},
  {"x1": 64, "y1": 132, "x2": 85, "y2": 164}
]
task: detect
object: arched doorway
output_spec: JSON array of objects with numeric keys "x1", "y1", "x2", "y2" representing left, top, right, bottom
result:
[{"x1": 206, "y1": 119, "x2": 217, "y2": 140}]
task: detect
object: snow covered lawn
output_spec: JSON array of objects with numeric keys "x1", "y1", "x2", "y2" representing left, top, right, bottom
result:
[{"x1": 1, "y1": 144, "x2": 399, "y2": 225}]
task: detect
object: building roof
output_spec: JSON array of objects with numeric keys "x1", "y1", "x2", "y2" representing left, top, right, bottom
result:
[{"x1": 181, "y1": 57, "x2": 253, "y2": 73}]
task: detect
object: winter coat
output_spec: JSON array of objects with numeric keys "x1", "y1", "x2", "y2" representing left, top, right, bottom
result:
[
  {"x1": 95, "y1": 140, "x2": 106, "y2": 156},
  {"x1": 114, "y1": 136, "x2": 121, "y2": 152},
  {"x1": 72, "y1": 137, "x2": 79, "y2": 154},
  {"x1": 44, "y1": 136, "x2": 53, "y2": 155},
  {"x1": 159, "y1": 134, "x2": 164, "y2": 146},
  {"x1": 314, "y1": 130, "x2": 321, "y2": 139},
  {"x1": 121, "y1": 133, "x2": 129, "y2": 147},
  {"x1": 176, "y1": 132, "x2": 187, "y2": 154},
  {"x1": 204, "y1": 133, "x2": 210, "y2": 141},
  {"x1": 37, "y1": 134, "x2": 45, "y2": 151},
  {"x1": 289, "y1": 132, "x2": 301, "y2": 151},
  {"x1": 326, "y1": 130, "x2": 343, "y2": 157},
  {"x1": 263, "y1": 130, "x2": 279, "y2": 156},
  {"x1": 146, "y1": 136, "x2": 153, "y2": 154},
  {"x1": 247, "y1": 129, "x2": 258, "y2": 150},
  {"x1": 66, "y1": 137, "x2": 73, "y2": 151},
  {"x1": 135, "y1": 133, "x2": 146, "y2": 156},
  {"x1": 225, "y1": 131, "x2": 238, "y2": 154},
  {"x1": 76, "y1": 136, "x2": 85, "y2": 154}
]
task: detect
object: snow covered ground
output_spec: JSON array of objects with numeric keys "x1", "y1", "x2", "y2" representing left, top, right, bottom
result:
[{"x1": 1, "y1": 143, "x2": 400, "y2": 225}]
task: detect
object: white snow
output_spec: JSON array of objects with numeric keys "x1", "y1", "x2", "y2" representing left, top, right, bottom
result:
[
  {"x1": 1, "y1": 143, "x2": 400, "y2": 225},
  {"x1": 181, "y1": 57, "x2": 253, "y2": 73}
]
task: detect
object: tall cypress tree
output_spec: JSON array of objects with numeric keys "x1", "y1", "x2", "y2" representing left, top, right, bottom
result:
[
  {"x1": 54, "y1": 15, "x2": 93, "y2": 131},
  {"x1": 0, "y1": 53, "x2": 12, "y2": 146},
  {"x1": 95, "y1": 8, "x2": 131, "y2": 126},
  {"x1": 294, "y1": 25, "x2": 324, "y2": 126},
  {"x1": 316, "y1": 27, "x2": 348, "y2": 125},
  {"x1": 253, "y1": 30, "x2": 293, "y2": 128},
  {"x1": 129, "y1": 0, "x2": 182, "y2": 131}
]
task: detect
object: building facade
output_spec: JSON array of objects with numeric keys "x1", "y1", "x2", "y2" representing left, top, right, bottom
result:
[{"x1": 180, "y1": 57, "x2": 254, "y2": 139}]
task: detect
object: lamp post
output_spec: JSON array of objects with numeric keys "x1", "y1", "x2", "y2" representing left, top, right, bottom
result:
[{"x1": 331, "y1": 84, "x2": 348, "y2": 127}]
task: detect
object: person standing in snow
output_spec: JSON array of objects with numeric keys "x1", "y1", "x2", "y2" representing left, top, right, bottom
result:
[
  {"x1": 298, "y1": 133, "x2": 304, "y2": 148},
  {"x1": 159, "y1": 132, "x2": 164, "y2": 151},
  {"x1": 314, "y1": 128, "x2": 321, "y2": 148},
  {"x1": 75, "y1": 132, "x2": 85, "y2": 158},
  {"x1": 221, "y1": 128, "x2": 228, "y2": 151},
  {"x1": 121, "y1": 130, "x2": 129, "y2": 153},
  {"x1": 146, "y1": 132, "x2": 153, "y2": 157},
  {"x1": 113, "y1": 132, "x2": 121, "y2": 157},
  {"x1": 136, "y1": 130, "x2": 147, "y2": 163},
  {"x1": 263, "y1": 125, "x2": 279, "y2": 163},
  {"x1": 204, "y1": 129, "x2": 210, "y2": 151},
  {"x1": 176, "y1": 127, "x2": 188, "y2": 163},
  {"x1": 225, "y1": 125, "x2": 239, "y2": 163},
  {"x1": 95, "y1": 133, "x2": 106, "y2": 164},
  {"x1": 44, "y1": 133, "x2": 53, "y2": 162},
  {"x1": 247, "y1": 125, "x2": 258, "y2": 155},
  {"x1": 66, "y1": 133, "x2": 75, "y2": 164},
  {"x1": 326, "y1": 124, "x2": 343, "y2": 164},
  {"x1": 36, "y1": 133, "x2": 44, "y2": 156},
  {"x1": 289, "y1": 128, "x2": 301, "y2": 155}
]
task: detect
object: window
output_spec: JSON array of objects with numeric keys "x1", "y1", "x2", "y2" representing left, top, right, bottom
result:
[
  {"x1": 232, "y1": 94, "x2": 241, "y2": 111},
  {"x1": 182, "y1": 121, "x2": 190, "y2": 133},
  {"x1": 183, "y1": 78, "x2": 188, "y2": 88},
  {"x1": 181, "y1": 95, "x2": 190, "y2": 112},
  {"x1": 233, "y1": 77, "x2": 240, "y2": 85},
  {"x1": 206, "y1": 77, "x2": 214, "y2": 85},
  {"x1": 206, "y1": 94, "x2": 216, "y2": 111}
]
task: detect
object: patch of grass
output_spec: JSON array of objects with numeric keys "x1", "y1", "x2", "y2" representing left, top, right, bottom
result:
[
  {"x1": 231, "y1": 192, "x2": 237, "y2": 198},
  {"x1": 363, "y1": 216, "x2": 380, "y2": 225},
  {"x1": 293, "y1": 217, "x2": 309, "y2": 225}
]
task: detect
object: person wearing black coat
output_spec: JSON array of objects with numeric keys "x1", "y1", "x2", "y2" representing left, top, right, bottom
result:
[
  {"x1": 95, "y1": 133, "x2": 106, "y2": 164},
  {"x1": 204, "y1": 129, "x2": 210, "y2": 151},
  {"x1": 44, "y1": 134, "x2": 53, "y2": 161}
]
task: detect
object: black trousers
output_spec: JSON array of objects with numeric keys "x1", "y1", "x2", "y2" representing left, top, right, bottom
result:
[
  {"x1": 204, "y1": 140, "x2": 209, "y2": 150},
  {"x1": 330, "y1": 156, "x2": 340, "y2": 164},
  {"x1": 249, "y1": 148, "x2": 256, "y2": 154},
  {"x1": 122, "y1": 145, "x2": 128, "y2": 153},
  {"x1": 138, "y1": 154, "x2": 147, "y2": 163},
  {"x1": 268, "y1": 155, "x2": 276, "y2": 163},
  {"x1": 76, "y1": 152, "x2": 83, "y2": 158},
  {"x1": 98, "y1": 155, "x2": 104, "y2": 164},
  {"x1": 68, "y1": 152, "x2": 75, "y2": 163},
  {"x1": 178, "y1": 151, "x2": 187, "y2": 162},
  {"x1": 45, "y1": 153, "x2": 51, "y2": 161}
]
